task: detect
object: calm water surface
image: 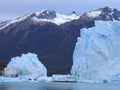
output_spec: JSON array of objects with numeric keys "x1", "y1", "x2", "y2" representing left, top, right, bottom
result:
[{"x1": 0, "y1": 82, "x2": 120, "y2": 90}]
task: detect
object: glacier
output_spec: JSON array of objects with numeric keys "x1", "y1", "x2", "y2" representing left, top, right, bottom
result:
[
  {"x1": 71, "y1": 21, "x2": 120, "y2": 83},
  {"x1": 2, "y1": 53, "x2": 47, "y2": 80}
]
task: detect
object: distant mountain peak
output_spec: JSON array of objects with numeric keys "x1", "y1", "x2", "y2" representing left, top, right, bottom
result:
[
  {"x1": 103, "y1": 6, "x2": 114, "y2": 10},
  {"x1": 69, "y1": 11, "x2": 78, "y2": 15},
  {"x1": 31, "y1": 9, "x2": 79, "y2": 25},
  {"x1": 35, "y1": 9, "x2": 56, "y2": 19},
  {"x1": 86, "y1": 6, "x2": 115, "y2": 18},
  {"x1": 99, "y1": 6, "x2": 115, "y2": 13},
  {"x1": 82, "y1": 6, "x2": 120, "y2": 21}
]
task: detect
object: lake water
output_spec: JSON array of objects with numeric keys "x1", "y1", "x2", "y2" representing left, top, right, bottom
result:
[{"x1": 0, "y1": 82, "x2": 120, "y2": 90}]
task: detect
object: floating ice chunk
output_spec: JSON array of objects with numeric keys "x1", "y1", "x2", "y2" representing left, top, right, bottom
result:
[
  {"x1": 52, "y1": 74, "x2": 80, "y2": 82},
  {"x1": 3, "y1": 53, "x2": 47, "y2": 79}
]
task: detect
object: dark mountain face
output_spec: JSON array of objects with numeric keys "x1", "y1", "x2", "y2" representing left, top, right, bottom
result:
[
  {"x1": 0, "y1": 7, "x2": 120, "y2": 76},
  {"x1": 0, "y1": 16, "x2": 80, "y2": 75}
]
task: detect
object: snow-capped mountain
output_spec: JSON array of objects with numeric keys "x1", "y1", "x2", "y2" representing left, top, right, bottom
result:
[
  {"x1": 33, "y1": 9, "x2": 79, "y2": 25},
  {"x1": 71, "y1": 21, "x2": 120, "y2": 83},
  {"x1": 81, "y1": 6, "x2": 120, "y2": 20},
  {"x1": 87, "y1": 6, "x2": 115, "y2": 18},
  {"x1": 0, "y1": 6, "x2": 120, "y2": 76},
  {"x1": 0, "y1": 9, "x2": 79, "y2": 30}
]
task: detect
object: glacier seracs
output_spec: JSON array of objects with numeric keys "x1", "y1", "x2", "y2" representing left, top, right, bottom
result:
[
  {"x1": 71, "y1": 21, "x2": 120, "y2": 83},
  {"x1": 2, "y1": 53, "x2": 47, "y2": 79}
]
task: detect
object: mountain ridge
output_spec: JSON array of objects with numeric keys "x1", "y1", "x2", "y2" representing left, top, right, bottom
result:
[{"x1": 0, "y1": 9, "x2": 79, "y2": 30}]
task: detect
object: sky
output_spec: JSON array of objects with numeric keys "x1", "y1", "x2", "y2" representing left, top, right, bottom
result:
[{"x1": 0, "y1": 0, "x2": 120, "y2": 21}]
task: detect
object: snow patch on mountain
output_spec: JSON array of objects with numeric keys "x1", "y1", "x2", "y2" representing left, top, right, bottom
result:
[
  {"x1": 86, "y1": 6, "x2": 120, "y2": 20},
  {"x1": 0, "y1": 15, "x2": 30, "y2": 30},
  {"x1": 87, "y1": 11, "x2": 102, "y2": 18},
  {"x1": 52, "y1": 13, "x2": 79, "y2": 25},
  {"x1": 3, "y1": 53, "x2": 47, "y2": 79},
  {"x1": 32, "y1": 13, "x2": 79, "y2": 25},
  {"x1": 71, "y1": 21, "x2": 120, "y2": 83}
]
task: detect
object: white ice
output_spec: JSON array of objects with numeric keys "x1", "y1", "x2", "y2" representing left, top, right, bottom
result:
[
  {"x1": 52, "y1": 74, "x2": 80, "y2": 82},
  {"x1": 3, "y1": 53, "x2": 47, "y2": 80}
]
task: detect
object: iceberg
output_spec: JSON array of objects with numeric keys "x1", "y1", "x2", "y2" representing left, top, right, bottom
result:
[
  {"x1": 71, "y1": 21, "x2": 120, "y2": 83},
  {"x1": 52, "y1": 74, "x2": 79, "y2": 82},
  {"x1": 2, "y1": 53, "x2": 47, "y2": 80},
  {"x1": 0, "y1": 76, "x2": 22, "y2": 82}
]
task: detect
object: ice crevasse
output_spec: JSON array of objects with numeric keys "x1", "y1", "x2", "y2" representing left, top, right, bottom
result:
[
  {"x1": 3, "y1": 53, "x2": 47, "y2": 79},
  {"x1": 71, "y1": 21, "x2": 120, "y2": 83}
]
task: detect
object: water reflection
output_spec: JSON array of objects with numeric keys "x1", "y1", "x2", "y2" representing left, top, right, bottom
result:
[
  {"x1": 0, "y1": 82, "x2": 74, "y2": 90},
  {"x1": 0, "y1": 82, "x2": 120, "y2": 90}
]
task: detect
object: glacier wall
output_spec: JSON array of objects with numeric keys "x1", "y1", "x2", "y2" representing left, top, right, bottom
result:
[
  {"x1": 71, "y1": 21, "x2": 120, "y2": 82},
  {"x1": 3, "y1": 53, "x2": 47, "y2": 79}
]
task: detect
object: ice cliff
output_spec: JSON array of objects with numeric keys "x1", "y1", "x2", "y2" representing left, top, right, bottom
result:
[
  {"x1": 71, "y1": 21, "x2": 120, "y2": 83},
  {"x1": 3, "y1": 53, "x2": 47, "y2": 79}
]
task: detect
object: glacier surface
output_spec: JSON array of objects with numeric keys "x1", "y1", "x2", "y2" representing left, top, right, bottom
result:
[
  {"x1": 71, "y1": 21, "x2": 120, "y2": 83},
  {"x1": 2, "y1": 53, "x2": 47, "y2": 79}
]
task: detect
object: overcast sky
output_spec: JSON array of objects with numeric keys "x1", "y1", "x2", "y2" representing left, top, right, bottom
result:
[{"x1": 0, "y1": 0, "x2": 120, "y2": 21}]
